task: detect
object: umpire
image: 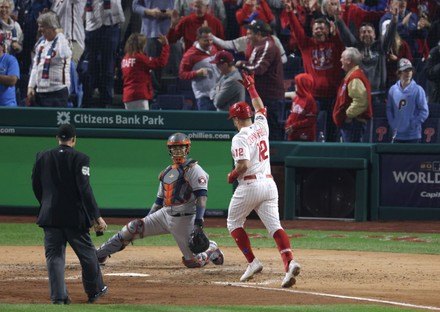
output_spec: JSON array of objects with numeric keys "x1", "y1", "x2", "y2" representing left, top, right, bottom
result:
[{"x1": 32, "y1": 124, "x2": 108, "y2": 304}]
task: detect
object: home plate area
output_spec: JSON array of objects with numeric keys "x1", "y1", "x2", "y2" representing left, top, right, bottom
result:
[{"x1": 0, "y1": 245, "x2": 439, "y2": 308}]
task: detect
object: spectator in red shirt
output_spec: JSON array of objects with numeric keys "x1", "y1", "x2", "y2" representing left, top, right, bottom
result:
[
  {"x1": 121, "y1": 33, "x2": 170, "y2": 110},
  {"x1": 179, "y1": 26, "x2": 220, "y2": 110},
  {"x1": 236, "y1": 0, "x2": 274, "y2": 36},
  {"x1": 284, "y1": 0, "x2": 344, "y2": 141},
  {"x1": 167, "y1": 0, "x2": 224, "y2": 52}
]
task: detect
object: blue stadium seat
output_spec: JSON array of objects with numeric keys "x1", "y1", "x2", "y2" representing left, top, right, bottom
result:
[
  {"x1": 156, "y1": 94, "x2": 185, "y2": 110},
  {"x1": 176, "y1": 78, "x2": 196, "y2": 110}
]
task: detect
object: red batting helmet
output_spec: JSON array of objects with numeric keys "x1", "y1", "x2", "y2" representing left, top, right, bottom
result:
[{"x1": 228, "y1": 102, "x2": 253, "y2": 120}]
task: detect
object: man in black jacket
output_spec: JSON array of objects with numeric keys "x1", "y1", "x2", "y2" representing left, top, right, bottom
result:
[{"x1": 32, "y1": 124, "x2": 108, "y2": 304}]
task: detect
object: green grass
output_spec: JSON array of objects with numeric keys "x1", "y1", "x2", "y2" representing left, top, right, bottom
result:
[
  {"x1": 0, "y1": 304, "x2": 425, "y2": 312},
  {"x1": 1, "y1": 223, "x2": 439, "y2": 255}
]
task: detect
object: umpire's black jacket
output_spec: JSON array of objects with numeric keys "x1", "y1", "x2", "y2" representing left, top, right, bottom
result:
[{"x1": 32, "y1": 145, "x2": 101, "y2": 231}]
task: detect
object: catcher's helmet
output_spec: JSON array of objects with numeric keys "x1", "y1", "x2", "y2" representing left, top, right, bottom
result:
[
  {"x1": 167, "y1": 132, "x2": 191, "y2": 161},
  {"x1": 228, "y1": 102, "x2": 253, "y2": 120}
]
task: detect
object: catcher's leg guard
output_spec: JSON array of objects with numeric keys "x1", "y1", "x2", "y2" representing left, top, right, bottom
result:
[
  {"x1": 206, "y1": 241, "x2": 224, "y2": 265},
  {"x1": 96, "y1": 233, "x2": 126, "y2": 264},
  {"x1": 182, "y1": 253, "x2": 209, "y2": 268},
  {"x1": 97, "y1": 219, "x2": 145, "y2": 264}
]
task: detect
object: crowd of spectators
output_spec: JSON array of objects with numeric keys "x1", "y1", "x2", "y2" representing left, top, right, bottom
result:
[{"x1": 0, "y1": 0, "x2": 439, "y2": 143}]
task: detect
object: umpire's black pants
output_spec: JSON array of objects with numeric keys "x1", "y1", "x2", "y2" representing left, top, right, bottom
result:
[{"x1": 43, "y1": 227, "x2": 105, "y2": 302}]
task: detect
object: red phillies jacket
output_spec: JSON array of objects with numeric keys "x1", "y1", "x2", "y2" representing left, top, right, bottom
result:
[
  {"x1": 332, "y1": 67, "x2": 372, "y2": 128},
  {"x1": 121, "y1": 45, "x2": 170, "y2": 103}
]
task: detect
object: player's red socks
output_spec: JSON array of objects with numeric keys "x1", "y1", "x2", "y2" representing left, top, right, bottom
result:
[
  {"x1": 231, "y1": 228, "x2": 255, "y2": 263},
  {"x1": 273, "y1": 229, "x2": 294, "y2": 272}
]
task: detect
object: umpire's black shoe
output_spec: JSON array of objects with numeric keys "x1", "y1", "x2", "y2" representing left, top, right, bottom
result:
[
  {"x1": 87, "y1": 285, "x2": 108, "y2": 304},
  {"x1": 52, "y1": 297, "x2": 71, "y2": 304}
]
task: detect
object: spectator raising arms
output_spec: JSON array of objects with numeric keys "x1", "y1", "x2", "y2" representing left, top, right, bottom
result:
[
  {"x1": 236, "y1": 0, "x2": 274, "y2": 36},
  {"x1": 167, "y1": 0, "x2": 224, "y2": 52},
  {"x1": 121, "y1": 33, "x2": 170, "y2": 110},
  {"x1": 237, "y1": 20, "x2": 285, "y2": 141},
  {"x1": 284, "y1": 0, "x2": 344, "y2": 141}
]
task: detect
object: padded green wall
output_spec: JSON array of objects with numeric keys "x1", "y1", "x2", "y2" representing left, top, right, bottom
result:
[{"x1": 0, "y1": 136, "x2": 232, "y2": 210}]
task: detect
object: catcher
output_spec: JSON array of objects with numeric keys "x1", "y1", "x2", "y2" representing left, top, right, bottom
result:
[{"x1": 97, "y1": 133, "x2": 224, "y2": 268}]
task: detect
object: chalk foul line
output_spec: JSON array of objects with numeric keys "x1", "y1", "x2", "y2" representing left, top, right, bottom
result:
[{"x1": 213, "y1": 282, "x2": 440, "y2": 311}]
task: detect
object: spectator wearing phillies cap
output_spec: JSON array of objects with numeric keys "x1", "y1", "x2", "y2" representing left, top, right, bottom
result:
[
  {"x1": 209, "y1": 50, "x2": 245, "y2": 111},
  {"x1": 386, "y1": 58, "x2": 429, "y2": 143},
  {"x1": 0, "y1": 33, "x2": 19, "y2": 107}
]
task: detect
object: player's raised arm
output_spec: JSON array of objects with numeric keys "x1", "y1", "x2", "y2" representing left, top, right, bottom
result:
[{"x1": 239, "y1": 70, "x2": 264, "y2": 113}]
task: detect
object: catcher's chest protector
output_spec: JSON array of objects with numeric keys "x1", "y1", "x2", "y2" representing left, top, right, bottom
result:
[{"x1": 161, "y1": 160, "x2": 196, "y2": 206}]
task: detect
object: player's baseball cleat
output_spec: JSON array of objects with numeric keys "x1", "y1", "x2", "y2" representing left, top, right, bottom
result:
[
  {"x1": 281, "y1": 260, "x2": 301, "y2": 288},
  {"x1": 206, "y1": 241, "x2": 224, "y2": 265},
  {"x1": 87, "y1": 285, "x2": 108, "y2": 304},
  {"x1": 240, "y1": 258, "x2": 263, "y2": 282}
]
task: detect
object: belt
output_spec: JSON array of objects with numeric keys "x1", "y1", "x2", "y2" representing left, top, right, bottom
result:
[
  {"x1": 243, "y1": 174, "x2": 273, "y2": 180},
  {"x1": 169, "y1": 212, "x2": 194, "y2": 217}
]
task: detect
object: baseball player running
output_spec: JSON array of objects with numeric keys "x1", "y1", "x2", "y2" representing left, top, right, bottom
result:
[
  {"x1": 97, "y1": 133, "x2": 224, "y2": 268},
  {"x1": 226, "y1": 70, "x2": 300, "y2": 288}
]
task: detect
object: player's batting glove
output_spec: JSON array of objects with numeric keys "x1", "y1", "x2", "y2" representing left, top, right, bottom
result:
[
  {"x1": 239, "y1": 69, "x2": 255, "y2": 89},
  {"x1": 227, "y1": 169, "x2": 239, "y2": 184},
  {"x1": 239, "y1": 69, "x2": 259, "y2": 99}
]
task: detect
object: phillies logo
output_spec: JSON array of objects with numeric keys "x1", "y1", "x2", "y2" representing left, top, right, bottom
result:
[
  {"x1": 376, "y1": 127, "x2": 388, "y2": 142},
  {"x1": 398, "y1": 99, "x2": 407, "y2": 110},
  {"x1": 424, "y1": 128, "x2": 435, "y2": 143}
]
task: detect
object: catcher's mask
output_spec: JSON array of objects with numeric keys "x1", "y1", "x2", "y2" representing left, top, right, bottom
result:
[
  {"x1": 228, "y1": 101, "x2": 253, "y2": 120},
  {"x1": 167, "y1": 132, "x2": 191, "y2": 164}
]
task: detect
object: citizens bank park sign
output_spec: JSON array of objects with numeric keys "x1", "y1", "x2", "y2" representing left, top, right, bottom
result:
[
  {"x1": 56, "y1": 111, "x2": 164, "y2": 126},
  {"x1": 0, "y1": 107, "x2": 233, "y2": 135}
]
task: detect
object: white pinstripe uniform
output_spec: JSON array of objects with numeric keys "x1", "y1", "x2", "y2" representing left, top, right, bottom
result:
[
  {"x1": 51, "y1": 0, "x2": 86, "y2": 55},
  {"x1": 227, "y1": 110, "x2": 283, "y2": 236}
]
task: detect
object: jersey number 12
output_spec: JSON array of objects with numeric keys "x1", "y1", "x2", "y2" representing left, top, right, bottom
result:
[{"x1": 257, "y1": 140, "x2": 268, "y2": 162}]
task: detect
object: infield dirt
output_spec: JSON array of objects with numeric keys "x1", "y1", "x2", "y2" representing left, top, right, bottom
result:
[{"x1": 0, "y1": 217, "x2": 439, "y2": 309}]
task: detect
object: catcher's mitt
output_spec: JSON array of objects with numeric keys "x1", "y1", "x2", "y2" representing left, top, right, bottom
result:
[{"x1": 188, "y1": 225, "x2": 209, "y2": 254}]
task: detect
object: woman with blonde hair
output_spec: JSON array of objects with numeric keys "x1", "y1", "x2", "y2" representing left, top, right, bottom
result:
[
  {"x1": 0, "y1": 0, "x2": 23, "y2": 55},
  {"x1": 121, "y1": 33, "x2": 169, "y2": 110}
]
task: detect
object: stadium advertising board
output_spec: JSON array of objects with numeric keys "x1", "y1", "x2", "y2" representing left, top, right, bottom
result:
[{"x1": 380, "y1": 154, "x2": 440, "y2": 208}]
